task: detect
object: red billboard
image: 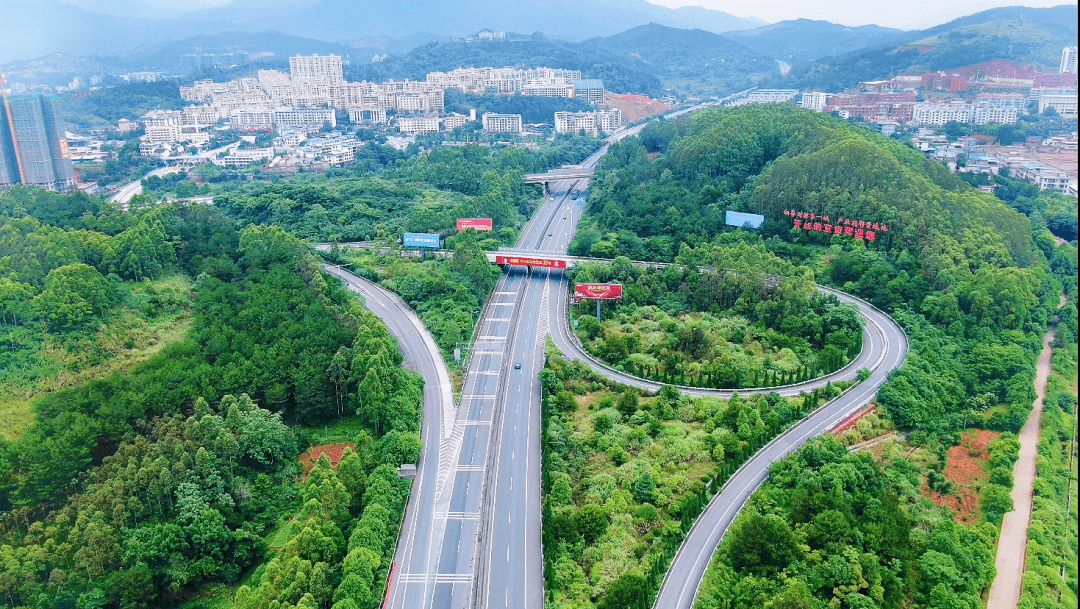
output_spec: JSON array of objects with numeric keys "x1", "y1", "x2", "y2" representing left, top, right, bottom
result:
[
  {"x1": 495, "y1": 255, "x2": 567, "y2": 269},
  {"x1": 574, "y1": 283, "x2": 623, "y2": 300},
  {"x1": 457, "y1": 218, "x2": 493, "y2": 232}
]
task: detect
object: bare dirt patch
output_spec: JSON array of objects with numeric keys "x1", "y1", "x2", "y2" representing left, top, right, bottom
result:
[
  {"x1": 830, "y1": 405, "x2": 877, "y2": 436},
  {"x1": 299, "y1": 442, "x2": 354, "y2": 476},
  {"x1": 605, "y1": 93, "x2": 669, "y2": 122},
  {"x1": 922, "y1": 429, "x2": 1000, "y2": 522}
]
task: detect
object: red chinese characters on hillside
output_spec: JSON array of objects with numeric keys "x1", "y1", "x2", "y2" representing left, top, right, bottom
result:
[{"x1": 781, "y1": 210, "x2": 888, "y2": 242}]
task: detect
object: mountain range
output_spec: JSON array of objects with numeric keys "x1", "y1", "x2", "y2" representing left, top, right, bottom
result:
[{"x1": 0, "y1": 0, "x2": 765, "y2": 64}]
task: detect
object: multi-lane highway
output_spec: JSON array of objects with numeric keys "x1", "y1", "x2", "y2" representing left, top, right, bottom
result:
[{"x1": 327, "y1": 115, "x2": 908, "y2": 609}]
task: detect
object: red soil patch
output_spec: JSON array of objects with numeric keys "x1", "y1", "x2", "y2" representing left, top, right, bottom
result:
[
  {"x1": 922, "y1": 429, "x2": 1000, "y2": 522},
  {"x1": 299, "y1": 442, "x2": 354, "y2": 476},
  {"x1": 830, "y1": 405, "x2": 877, "y2": 436},
  {"x1": 605, "y1": 92, "x2": 670, "y2": 122}
]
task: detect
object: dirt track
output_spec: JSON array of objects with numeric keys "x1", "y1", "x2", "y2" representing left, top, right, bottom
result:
[{"x1": 986, "y1": 313, "x2": 1059, "y2": 608}]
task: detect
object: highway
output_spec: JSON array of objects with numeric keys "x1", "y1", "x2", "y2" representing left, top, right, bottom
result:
[
  {"x1": 318, "y1": 264, "x2": 457, "y2": 609},
  {"x1": 652, "y1": 295, "x2": 907, "y2": 609},
  {"x1": 333, "y1": 114, "x2": 908, "y2": 609}
]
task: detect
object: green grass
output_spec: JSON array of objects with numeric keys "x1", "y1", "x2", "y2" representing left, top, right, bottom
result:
[
  {"x1": 299, "y1": 413, "x2": 368, "y2": 445},
  {"x1": 0, "y1": 273, "x2": 193, "y2": 441},
  {"x1": 177, "y1": 584, "x2": 236, "y2": 609}
]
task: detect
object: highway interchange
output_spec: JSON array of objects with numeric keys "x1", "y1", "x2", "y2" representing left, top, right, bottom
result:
[{"x1": 324, "y1": 114, "x2": 908, "y2": 609}]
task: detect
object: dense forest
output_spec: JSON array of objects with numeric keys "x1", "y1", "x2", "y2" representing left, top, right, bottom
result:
[
  {"x1": 693, "y1": 432, "x2": 1016, "y2": 609},
  {"x1": 566, "y1": 247, "x2": 863, "y2": 389},
  {"x1": 574, "y1": 104, "x2": 1067, "y2": 436},
  {"x1": 539, "y1": 346, "x2": 851, "y2": 609},
  {"x1": 0, "y1": 188, "x2": 423, "y2": 607},
  {"x1": 560, "y1": 104, "x2": 1077, "y2": 607},
  {"x1": 210, "y1": 134, "x2": 600, "y2": 243}
]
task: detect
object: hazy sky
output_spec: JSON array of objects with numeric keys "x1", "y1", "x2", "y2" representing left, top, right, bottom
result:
[
  {"x1": 54, "y1": 0, "x2": 1078, "y2": 29},
  {"x1": 647, "y1": 0, "x2": 1075, "y2": 30}
]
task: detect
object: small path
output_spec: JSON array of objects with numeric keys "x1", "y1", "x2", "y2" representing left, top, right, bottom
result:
[{"x1": 986, "y1": 295, "x2": 1063, "y2": 609}]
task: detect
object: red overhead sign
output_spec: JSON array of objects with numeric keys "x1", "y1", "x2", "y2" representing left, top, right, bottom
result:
[
  {"x1": 495, "y1": 255, "x2": 567, "y2": 269},
  {"x1": 574, "y1": 283, "x2": 623, "y2": 300},
  {"x1": 457, "y1": 218, "x2": 493, "y2": 232}
]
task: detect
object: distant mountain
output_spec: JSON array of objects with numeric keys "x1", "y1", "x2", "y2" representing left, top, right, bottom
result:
[
  {"x1": 0, "y1": 0, "x2": 766, "y2": 64},
  {"x1": 726, "y1": 19, "x2": 908, "y2": 62},
  {"x1": 340, "y1": 33, "x2": 450, "y2": 56},
  {"x1": 771, "y1": 4, "x2": 1079, "y2": 92},
  {"x1": 584, "y1": 23, "x2": 778, "y2": 94},
  {"x1": 115, "y1": 31, "x2": 376, "y2": 73}
]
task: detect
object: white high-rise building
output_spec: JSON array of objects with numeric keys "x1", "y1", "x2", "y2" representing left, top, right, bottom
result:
[
  {"x1": 800, "y1": 92, "x2": 830, "y2": 111},
  {"x1": 289, "y1": 54, "x2": 344, "y2": 83},
  {"x1": 1060, "y1": 47, "x2": 1078, "y2": 75},
  {"x1": 482, "y1": 113, "x2": 523, "y2": 133}
]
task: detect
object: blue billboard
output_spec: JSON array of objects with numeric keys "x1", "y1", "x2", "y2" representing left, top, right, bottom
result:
[
  {"x1": 403, "y1": 233, "x2": 441, "y2": 248},
  {"x1": 725, "y1": 211, "x2": 765, "y2": 229}
]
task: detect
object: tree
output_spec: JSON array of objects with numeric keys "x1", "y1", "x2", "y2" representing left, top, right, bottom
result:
[
  {"x1": 574, "y1": 503, "x2": 608, "y2": 543},
  {"x1": 31, "y1": 263, "x2": 115, "y2": 329},
  {"x1": 725, "y1": 511, "x2": 803, "y2": 576}
]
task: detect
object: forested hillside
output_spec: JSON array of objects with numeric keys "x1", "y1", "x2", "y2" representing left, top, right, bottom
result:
[
  {"x1": 571, "y1": 102, "x2": 1075, "y2": 609},
  {"x1": 769, "y1": 5, "x2": 1078, "y2": 91},
  {"x1": 0, "y1": 190, "x2": 424, "y2": 607},
  {"x1": 578, "y1": 103, "x2": 1063, "y2": 433}
]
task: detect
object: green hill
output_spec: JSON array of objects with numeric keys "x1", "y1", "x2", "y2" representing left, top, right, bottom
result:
[
  {"x1": 772, "y1": 4, "x2": 1078, "y2": 91},
  {"x1": 584, "y1": 23, "x2": 778, "y2": 95},
  {"x1": 725, "y1": 18, "x2": 907, "y2": 63},
  {"x1": 577, "y1": 104, "x2": 1060, "y2": 433}
]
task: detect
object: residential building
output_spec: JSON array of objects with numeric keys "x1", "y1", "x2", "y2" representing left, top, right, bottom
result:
[
  {"x1": 442, "y1": 113, "x2": 470, "y2": 131},
  {"x1": 1014, "y1": 162, "x2": 1071, "y2": 192},
  {"x1": 117, "y1": 118, "x2": 138, "y2": 133},
  {"x1": 0, "y1": 93, "x2": 74, "y2": 192},
  {"x1": 482, "y1": 113, "x2": 523, "y2": 133},
  {"x1": 230, "y1": 108, "x2": 273, "y2": 130},
  {"x1": 1038, "y1": 92, "x2": 1078, "y2": 118},
  {"x1": 1061, "y1": 46, "x2": 1078, "y2": 75},
  {"x1": 289, "y1": 54, "x2": 344, "y2": 83},
  {"x1": 553, "y1": 109, "x2": 622, "y2": 135},
  {"x1": 747, "y1": 89, "x2": 799, "y2": 103},
  {"x1": 271, "y1": 107, "x2": 336, "y2": 133},
  {"x1": 911, "y1": 101, "x2": 972, "y2": 126},
  {"x1": 573, "y1": 80, "x2": 606, "y2": 104},
  {"x1": 348, "y1": 107, "x2": 387, "y2": 124},
  {"x1": 140, "y1": 110, "x2": 184, "y2": 143},
  {"x1": 800, "y1": 92, "x2": 830, "y2": 111},
  {"x1": 214, "y1": 147, "x2": 275, "y2": 168},
  {"x1": 398, "y1": 116, "x2": 440, "y2": 134},
  {"x1": 972, "y1": 104, "x2": 1019, "y2": 125}
]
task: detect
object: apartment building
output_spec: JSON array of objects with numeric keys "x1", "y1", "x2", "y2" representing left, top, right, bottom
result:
[
  {"x1": 1014, "y1": 162, "x2": 1071, "y2": 192},
  {"x1": 0, "y1": 93, "x2": 74, "y2": 192},
  {"x1": 553, "y1": 108, "x2": 622, "y2": 135},
  {"x1": 398, "y1": 116, "x2": 440, "y2": 134},
  {"x1": 800, "y1": 92, "x2": 830, "y2": 111},
  {"x1": 481, "y1": 113, "x2": 523, "y2": 133}
]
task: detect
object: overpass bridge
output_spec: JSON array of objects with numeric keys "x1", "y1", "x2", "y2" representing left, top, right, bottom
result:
[{"x1": 523, "y1": 167, "x2": 595, "y2": 194}]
